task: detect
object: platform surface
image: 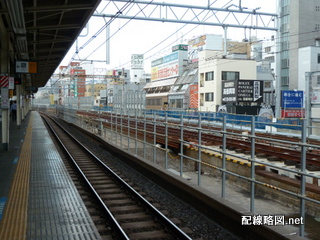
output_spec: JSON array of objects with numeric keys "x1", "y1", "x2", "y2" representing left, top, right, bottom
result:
[{"x1": 0, "y1": 111, "x2": 101, "y2": 240}]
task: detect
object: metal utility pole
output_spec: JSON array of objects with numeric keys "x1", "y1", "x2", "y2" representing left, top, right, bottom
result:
[
  {"x1": 304, "y1": 71, "x2": 320, "y2": 136},
  {"x1": 121, "y1": 68, "x2": 125, "y2": 111}
]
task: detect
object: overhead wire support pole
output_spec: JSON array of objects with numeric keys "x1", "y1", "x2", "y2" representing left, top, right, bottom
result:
[{"x1": 95, "y1": 0, "x2": 277, "y2": 31}]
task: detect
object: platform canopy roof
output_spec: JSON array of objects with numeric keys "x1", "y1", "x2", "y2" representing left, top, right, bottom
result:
[{"x1": 0, "y1": 0, "x2": 101, "y2": 88}]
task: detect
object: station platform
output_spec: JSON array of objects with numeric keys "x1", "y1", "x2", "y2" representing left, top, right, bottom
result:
[
  {"x1": 0, "y1": 110, "x2": 315, "y2": 239},
  {"x1": 0, "y1": 111, "x2": 101, "y2": 239}
]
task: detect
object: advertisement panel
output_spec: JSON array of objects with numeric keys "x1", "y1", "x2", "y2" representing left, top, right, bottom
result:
[
  {"x1": 131, "y1": 54, "x2": 144, "y2": 69},
  {"x1": 1, "y1": 87, "x2": 9, "y2": 109},
  {"x1": 189, "y1": 84, "x2": 198, "y2": 109},
  {"x1": 222, "y1": 80, "x2": 263, "y2": 103},
  {"x1": 237, "y1": 80, "x2": 263, "y2": 102},
  {"x1": 281, "y1": 90, "x2": 304, "y2": 108},
  {"x1": 172, "y1": 44, "x2": 188, "y2": 52},
  {"x1": 222, "y1": 80, "x2": 237, "y2": 103},
  {"x1": 188, "y1": 34, "x2": 223, "y2": 62},
  {"x1": 151, "y1": 52, "x2": 179, "y2": 81},
  {"x1": 281, "y1": 109, "x2": 305, "y2": 118},
  {"x1": 312, "y1": 89, "x2": 320, "y2": 104}
]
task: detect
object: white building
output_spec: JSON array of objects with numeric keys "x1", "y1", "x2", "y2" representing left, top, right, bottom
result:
[
  {"x1": 198, "y1": 50, "x2": 256, "y2": 112},
  {"x1": 298, "y1": 45, "x2": 320, "y2": 135}
]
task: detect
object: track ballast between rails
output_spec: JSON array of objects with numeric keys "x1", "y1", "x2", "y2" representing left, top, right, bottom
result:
[{"x1": 41, "y1": 113, "x2": 192, "y2": 240}]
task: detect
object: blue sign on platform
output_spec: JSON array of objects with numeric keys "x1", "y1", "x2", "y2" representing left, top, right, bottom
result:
[
  {"x1": 0, "y1": 197, "x2": 7, "y2": 221},
  {"x1": 281, "y1": 90, "x2": 304, "y2": 108}
]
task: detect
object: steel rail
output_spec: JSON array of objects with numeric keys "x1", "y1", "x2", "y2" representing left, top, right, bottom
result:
[{"x1": 41, "y1": 113, "x2": 192, "y2": 240}]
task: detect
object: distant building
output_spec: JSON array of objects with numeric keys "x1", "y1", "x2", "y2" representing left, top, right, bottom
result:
[
  {"x1": 107, "y1": 66, "x2": 148, "y2": 113},
  {"x1": 85, "y1": 84, "x2": 106, "y2": 106},
  {"x1": 168, "y1": 62, "x2": 198, "y2": 110},
  {"x1": 144, "y1": 45, "x2": 188, "y2": 110},
  {"x1": 198, "y1": 50, "x2": 257, "y2": 113},
  {"x1": 253, "y1": 37, "x2": 276, "y2": 107},
  {"x1": 278, "y1": 0, "x2": 320, "y2": 91}
]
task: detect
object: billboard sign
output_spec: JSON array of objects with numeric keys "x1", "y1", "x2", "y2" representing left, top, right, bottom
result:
[
  {"x1": 222, "y1": 80, "x2": 263, "y2": 103},
  {"x1": 188, "y1": 34, "x2": 223, "y2": 62},
  {"x1": 281, "y1": 109, "x2": 305, "y2": 118},
  {"x1": 172, "y1": 44, "x2": 188, "y2": 52},
  {"x1": 151, "y1": 52, "x2": 179, "y2": 81},
  {"x1": 237, "y1": 80, "x2": 263, "y2": 102},
  {"x1": 281, "y1": 90, "x2": 304, "y2": 108},
  {"x1": 131, "y1": 54, "x2": 144, "y2": 69},
  {"x1": 189, "y1": 84, "x2": 198, "y2": 109},
  {"x1": 222, "y1": 80, "x2": 237, "y2": 102}
]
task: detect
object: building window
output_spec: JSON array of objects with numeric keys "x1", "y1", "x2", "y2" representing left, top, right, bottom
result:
[
  {"x1": 281, "y1": 59, "x2": 289, "y2": 68},
  {"x1": 281, "y1": 76, "x2": 289, "y2": 86},
  {"x1": 170, "y1": 99, "x2": 183, "y2": 108},
  {"x1": 265, "y1": 56, "x2": 274, "y2": 62},
  {"x1": 318, "y1": 54, "x2": 320, "y2": 64},
  {"x1": 200, "y1": 73, "x2": 205, "y2": 87},
  {"x1": 205, "y1": 92, "x2": 214, "y2": 102},
  {"x1": 200, "y1": 93, "x2": 204, "y2": 106},
  {"x1": 205, "y1": 71, "x2": 214, "y2": 81},
  {"x1": 316, "y1": 6, "x2": 320, "y2": 11},
  {"x1": 222, "y1": 71, "x2": 239, "y2": 81},
  {"x1": 317, "y1": 76, "x2": 320, "y2": 86},
  {"x1": 265, "y1": 46, "x2": 271, "y2": 53}
]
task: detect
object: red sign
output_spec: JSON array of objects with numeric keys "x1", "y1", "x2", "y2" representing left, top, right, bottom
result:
[
  {"x1": 189, "y1": 84, "x2": 199, "y2": 109},
  {"x1": 281, "y1": 109, "x2": 305, "y2": 118},
  {"x1": 0, "y1": 75, "x2": 9, "y2": 88}
]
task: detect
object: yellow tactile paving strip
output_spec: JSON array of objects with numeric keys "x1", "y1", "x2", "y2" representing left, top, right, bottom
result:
[{"x1": 0, "y1": 113, "x2": 33, "y2": 240}]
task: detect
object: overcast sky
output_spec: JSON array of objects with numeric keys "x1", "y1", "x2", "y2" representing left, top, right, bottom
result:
[{"x1": 59, "y1": 0, "x2": 277, "y2": 72}]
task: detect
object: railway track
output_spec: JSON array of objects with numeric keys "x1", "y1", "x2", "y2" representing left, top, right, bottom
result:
[
  {"x1": 77, "y1": 111, "x2": 320, "y2": 169},
  {"x1": 41, "y1": 113, "x2": 192, "y2": 240}
]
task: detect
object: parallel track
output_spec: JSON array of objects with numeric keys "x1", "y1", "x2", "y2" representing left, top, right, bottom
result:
[
  {"x1": 41, "y1": 114, "x2": 192, "y2": 240},
  {"x1": 78, "y1": 111, "x2": 320, "y2": 168}
]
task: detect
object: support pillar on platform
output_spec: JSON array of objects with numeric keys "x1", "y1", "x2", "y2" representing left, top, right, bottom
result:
[
  {"x1": 1, "y1": 109, "x2": 9, "y2": 151},
  {"x1": 16, "y1": 85, "x2": 21, "y2": 128}
]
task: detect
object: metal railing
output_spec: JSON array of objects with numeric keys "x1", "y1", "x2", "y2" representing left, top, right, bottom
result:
[{"x1": 37, "y1": 105, "x2": 320, "y2": 238}]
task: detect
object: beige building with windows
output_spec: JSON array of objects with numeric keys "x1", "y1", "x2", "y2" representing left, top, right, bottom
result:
[
  {"x1": 85, "y1": 83, "x2": 107, "y2": 106},
  {"x1": 198, "y1": 50, "x2": 256, "y2": 112},
  {"x1": 85, "y1": 84, "x2": 106, "y2": 98}
]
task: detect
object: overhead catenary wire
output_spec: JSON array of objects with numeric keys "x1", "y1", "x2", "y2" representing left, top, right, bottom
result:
[
  {"x1": 82, "y1": 0, "x2": 156, "y2": 61},
  {"x1": 113, "y1": 0, "x2": 235, "y2": 69},
  {"x1": 65, "y1": 1, "x2": 320, "y2": 74},
  {"x1": 68, "y1": 0, "x2": 135, "y2": 64},
  {"x1": 70, "y1": 0, "x2": 273, "y2": 68}
]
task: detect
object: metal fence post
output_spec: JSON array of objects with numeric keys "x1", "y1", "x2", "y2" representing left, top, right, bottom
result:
[
  {"x1": 127, "y1": 115, "x2": 130, "y2": 152},
  {"x1": 222, "y1": 115, "x2": 227, "y2": 198},
  {"x1": 197, "y1": 114, "x2": 202, "y2": 186},
  {"x1": 165, "y1": 112, "x2": 168, "y2": 169},
  {"x1": 114, "y1": 112, "x2": 118, "y2": 146},
  {"x1": 250, "y1": 116, "x2": 256, "y2": 212},
  {"x1": 143, "y1": 112, "x2": 146, "y2": 159},
  {"x1": 153, "y1": 112, "x2": 157, "y2": 164},
  {"x1": 179, "y1": 113, "x2": 184, "y2": 177},
  {"x1": 135, "y1": 111, "x2": 138, "y2": 155},
  {"x1": 300, "y1": 119, "x2": 307, "y2": 237},
  {"x1": 120, "y1": 111, "x2": 123, "y2": 148}
]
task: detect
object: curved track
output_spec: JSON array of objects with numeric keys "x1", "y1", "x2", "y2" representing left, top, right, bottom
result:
[{"x1": 41, "y1": 113, "x2": 192, "y2": 240}]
